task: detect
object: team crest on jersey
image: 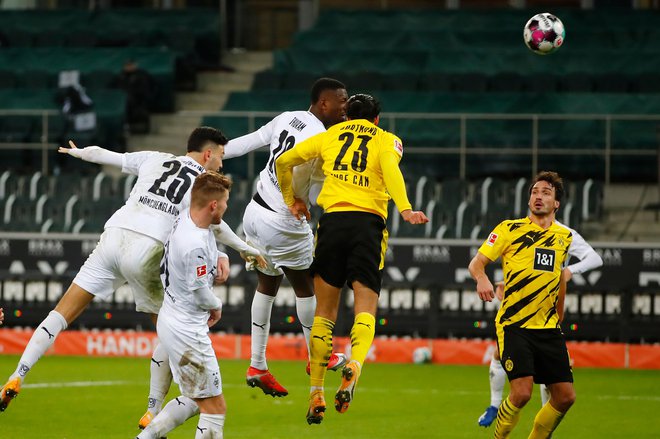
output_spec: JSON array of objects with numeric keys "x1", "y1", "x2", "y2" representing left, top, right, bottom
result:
[
  {"x1": 196, "y1": 265, "x2": 207, "y2": 277},
  {"x1": 487, "y1": 232, "x2": 498, "y2": 246},
  {"x1": 394, "y1": 139, "x2": 403, "y2": 155},
  {"x1": 505, "y1": 359, "x2": 514, "y2": 372}
]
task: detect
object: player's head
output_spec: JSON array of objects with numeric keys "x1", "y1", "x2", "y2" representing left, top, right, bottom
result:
[
  {"x1": 528, "y1": 170, "x2": 564, "y2": 216},
  {"x1": 187, "y1": 126, "x2": 227, "y2": 172},
  {"x1": 309, "y1": 77, "x2": 348, "y2": 128},
  {"x1": 346, "y1": 93, "x2": 381, "y2": 124},
  {"x1": 191, "y1": 171, "x2": 232, "y2": 225}
]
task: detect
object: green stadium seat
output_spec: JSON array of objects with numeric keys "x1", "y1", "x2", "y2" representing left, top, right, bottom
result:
[
  {"x1": 0, "y1": 70, "x2": 17, "y2": 89},
  {"x1": 252, "y1": 70, "x2": 283, "y2": 90}
]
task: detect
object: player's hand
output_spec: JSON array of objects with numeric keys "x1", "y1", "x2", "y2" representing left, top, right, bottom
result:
[
  {"x1": 288, "y1": 197, "x2": 311, "y2": 221},
  {"x1": 0, "y1": 307, "x2": 4, "y2": 325},
  {"x1": 214, "y1": 256, "x2": 230, "y2": 285},
  {"x1": 476, "y1": 276, "x2": 495, "y2": 302},
  {"x1": 58, "y1": 140, "x2": 85, "y2": 158},
  {"x1": 495, "y1": 281, "x2": 505, "y2": 301},
  {"x1": 240, "y1": 251, "x2": 267, "y2": 270},
  {"x1": 562, "y1": 267, "x2": 573, "y2": 283},
  {"x1": 208, "y1": 308, "x2": 222, "y2": 327},
  {"x1": 401, "y1": 209, "x2": 429, "y2": 224}
]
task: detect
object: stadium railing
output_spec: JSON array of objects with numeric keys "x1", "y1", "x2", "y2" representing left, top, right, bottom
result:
[{"x1": 193, "y1": 110, "x2": 660, "y2": 183}]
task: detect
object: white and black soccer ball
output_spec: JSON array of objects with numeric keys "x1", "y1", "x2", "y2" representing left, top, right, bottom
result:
[
  {"x1": 523, "y1": 12, "x2": 565, "y2": 55},
  {"x1": 412, "y1": 347, "x2": 432, "y2": 364}
]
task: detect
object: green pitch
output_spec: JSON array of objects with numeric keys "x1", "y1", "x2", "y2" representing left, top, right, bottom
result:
[{"x1": 0, "y1": 355, "x2": 658, "y2": 438}]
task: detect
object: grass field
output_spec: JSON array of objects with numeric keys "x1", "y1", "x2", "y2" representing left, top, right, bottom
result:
[{"x1": 0, "y1": 355, "x2": 658, "y2": 438}]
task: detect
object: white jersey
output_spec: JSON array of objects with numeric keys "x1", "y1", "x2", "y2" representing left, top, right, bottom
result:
[
  {"x1": 159, "y1": 210, "x2": 221, "y2": 330},
  {"x1": 556, "y1": 221, "x2": 603, "y2": 274},
  {"x1": 225, "y1": 110, "x2": 326, "y2": 213},
  {"x1": 104, "y1": 152, "x2": 205, "y2": 243}
]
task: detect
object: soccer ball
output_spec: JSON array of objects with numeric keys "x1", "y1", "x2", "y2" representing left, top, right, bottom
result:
[
  {"x1": 523, "y1": 12, "x2": 565, "y2": 55},
  {"x1": 412, "y1": 347, "x2": 432, "y2": 364}
]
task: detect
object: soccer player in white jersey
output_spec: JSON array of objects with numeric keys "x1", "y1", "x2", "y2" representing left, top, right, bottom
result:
[
  {"x1": 0, "y1": 128, "x2": 263, "y2": 423},
  {"x1": 223, "y1": 77, "x2": 349, "y2": 396},
  {"x1": 476, "y1": 220, "x2": 603, "y2": 428},
  {"x1": 137, "y1": 171, "x2": 232, "y2": 439}
]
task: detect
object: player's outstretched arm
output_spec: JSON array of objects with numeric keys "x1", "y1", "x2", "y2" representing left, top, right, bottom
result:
[
  {"x1": 58, "y1": 140, "x2": 123, "y2": 167},
  {"x1": 210, "y1": 222, "x2": 267, "y2": 269}
]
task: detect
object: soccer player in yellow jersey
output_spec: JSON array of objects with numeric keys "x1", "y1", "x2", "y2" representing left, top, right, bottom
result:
[
  {"x1": 468, "y1": 171, "x2": 576, "y2": 439},
  {"x1": 275, "y1": 94, "x2": 428, "y2": 425}
]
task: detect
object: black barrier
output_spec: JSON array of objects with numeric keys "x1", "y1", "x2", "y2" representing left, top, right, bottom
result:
[{"x1": 0, "y1": 233, "x2": 658, "y2": 342}]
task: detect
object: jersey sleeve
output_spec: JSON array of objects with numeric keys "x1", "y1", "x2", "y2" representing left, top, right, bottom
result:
[
  {"x1": 566, "y1": 229, "x2": 603, "y2": 274},
  {"x1": 224, "y1": 117, "x2": 276, "y2": 159},
  {"x1": 380, "y1": 134, "x2": 412, "y2": 212},
  {"x1": 122, "y1": 151, "x2": 163, "y2": 175},
  {"x1": 478, "y1": 221, "x2": 509, "y2": 261}
]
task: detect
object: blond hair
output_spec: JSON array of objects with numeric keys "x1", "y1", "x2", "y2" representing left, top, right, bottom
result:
[{"x1": 191, "y1": 171, "x2": 232, "y2": 209}]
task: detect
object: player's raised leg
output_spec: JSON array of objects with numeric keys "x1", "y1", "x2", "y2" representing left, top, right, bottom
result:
[
  {"x1": 139, "y1": 340, "x2": 173, "y2": 429},
  {"x1": 284, "y1": 267, "x2": 348, "y2": 376},
  {"x1": 245, "y1": 271, "x2": 288, "y2": 397},
  {"x1": 335, "y1": 281, "x2": 377, "y2": 414},
  {"x1": 306, "y1": 276, "x2": 340, "y2": 425},
  {"x1": 137, "y1": 396, "x2": 198, "y2": 439},
  {"x1": 1, "y1": 285, "x2": 91, "y2": 412}
]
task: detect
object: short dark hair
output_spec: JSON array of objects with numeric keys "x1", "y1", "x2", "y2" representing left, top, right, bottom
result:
[
  {"x1": 310, "y1": 77, "x2": 346, "y2": 104},
  {"x1": 529, "y1": 170, "x2": 564, "y2": 203},
  {"x1": 346, "y1": 93, "x2": 381, "y2": 121},
  {"x1": 187, "y1": 126, "x2": 227, "y2": 153}
]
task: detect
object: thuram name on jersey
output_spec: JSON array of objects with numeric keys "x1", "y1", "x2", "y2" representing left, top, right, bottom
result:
[{"x1": 138, "y1": 194, "x2": 180, "y2": 216}]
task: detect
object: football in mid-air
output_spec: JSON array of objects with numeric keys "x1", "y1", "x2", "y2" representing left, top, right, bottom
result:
[{"x1": 524, "y1": 12, "x2": 565, "y2": 55}]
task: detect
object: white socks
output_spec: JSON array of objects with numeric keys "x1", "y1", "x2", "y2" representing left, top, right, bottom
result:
[
  {"x1": 146, "y1": 343, "x2": 173, "y2": 416},
  {"x1": 540, "y1": 383, "x2": 551, "y2": 406},
  {"x1": 11, "y1": 310, "x2": 67, "y2": 383},
  {"x1": 489, "y1": 357, "x2": 506, "y2": 407},
  {"x1": 137, "y1": 396, "x2": 199, "y2": 439},
  {"x1": 250, "y1": 291, "x2": 275, "y2": 370},
  {"x1": 195, "y1": 413, "x2": 225, "y2": 438},
  {"x1": 295, "y1": 295, "x2": 316, "y2": 357}
]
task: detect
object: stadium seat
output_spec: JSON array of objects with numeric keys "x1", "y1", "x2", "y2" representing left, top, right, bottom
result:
[
  {"x1": 593, "y1": 73, "x2": 630, "y2": 93},
  {"x1": 489, "y1": 72, "x2": 526, "y2": 93},
  {"x1": 558, "y1": 72, "x2": 594, "y2": 93},
  {"x1": 0, "y1": 70, "x2": 16, "y2": 89},
  {"x1": 252, "y1": 70, "x2": 283, "y2": 90}
]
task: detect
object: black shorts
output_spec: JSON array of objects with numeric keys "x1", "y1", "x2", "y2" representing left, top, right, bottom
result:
[
  {"x1": 498, "y1": 326, "x2": 573, "y2": 385},
  {"x1": 310, "y1": 211, "x2": 387, "y2": 294}
]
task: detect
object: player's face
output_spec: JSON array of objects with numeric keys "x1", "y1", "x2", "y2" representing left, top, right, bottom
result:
[
  {"x1": 211, "y1": 191, "x2": 229, "y2": 224},
  {"x1": 205, "y1": 144, "x2": 224, "y2": 173},
  {"x1": 528, "y1": 180, "x2": 559, "y2": 217},
  {"x1": 320, "y1": 88, "x2": 348, "y2": 127}
]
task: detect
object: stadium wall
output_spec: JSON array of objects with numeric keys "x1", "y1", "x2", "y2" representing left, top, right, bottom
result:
[{"x1": 1, "y1": 328, "x2": 659, "y2": 369}]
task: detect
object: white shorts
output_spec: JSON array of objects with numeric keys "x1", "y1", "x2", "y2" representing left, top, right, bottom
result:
[
  {"x1": 157, "y1": 314, "x2": 222, "y2": 399},
  {"x1": 242, "y1": 200, "x2": 314, "y2": 276},
  {"x1": 73, "y1": 227, "x2": 164, "y2": 314}
]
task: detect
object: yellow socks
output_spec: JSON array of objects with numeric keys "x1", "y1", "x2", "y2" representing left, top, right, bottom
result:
[
  {"x1": 349, "y1": 312, "x2": 375, "y2": 367},
  {"x1": 528, "y1": 402, "x2": 565, "y2": 439},
  {"x1": 494, "y1": 397, "x2": 523, "y2": 439},
  {"x1": 309, "y1": 316, "x2": 334, "y2": 388}
]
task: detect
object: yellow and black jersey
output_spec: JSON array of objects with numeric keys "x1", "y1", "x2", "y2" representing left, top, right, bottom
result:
[
  {"x1": 479, "y1": 217, "x2": 573, "y2": 330},
  {"x1": 276, "y1": 119, "x2": 412, "y2": 220}
]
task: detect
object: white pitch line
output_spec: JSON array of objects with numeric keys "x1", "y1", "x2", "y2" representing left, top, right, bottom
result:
[{"x1": 24, "y1": 380, "x2": 139, "y2": 389}]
